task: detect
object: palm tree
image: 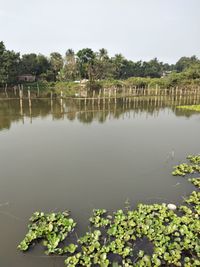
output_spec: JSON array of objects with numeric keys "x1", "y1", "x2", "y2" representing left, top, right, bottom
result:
[
  {"x1": 98, "y1": 48, "x2": 108, "y2": 61},
  {"x1": 63, "y1": 49, "x2": 78, "y2": 80},
  {"x1": 65, "y1": 49, "x2": 76, "y2": 65}
]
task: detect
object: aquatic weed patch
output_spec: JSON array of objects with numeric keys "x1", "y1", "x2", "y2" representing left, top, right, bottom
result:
[
  {"x1": 18, "y1": 211, "x2": 76, "y2": 254},
  {"x1": 172, "y1": 155, "x2": 200, "y2": 176},
  {"x1": 176, "y1": 105, "x2": 200, "y2": 112},
  {"x1": 18, "y1": 155, "x2": 200, "y2": 266}
]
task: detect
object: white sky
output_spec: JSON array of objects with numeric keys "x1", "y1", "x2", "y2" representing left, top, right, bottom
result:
[{"x1": 0, "y1": 0, "x2": 199, "y2": 63}]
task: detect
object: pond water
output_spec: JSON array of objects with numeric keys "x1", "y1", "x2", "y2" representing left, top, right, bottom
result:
[{"x1": 0, "y1": 96, "x2": 200, "y2": 267}]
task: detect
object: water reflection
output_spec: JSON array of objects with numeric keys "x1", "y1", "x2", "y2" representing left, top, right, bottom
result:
[
  {"x1": 1, "y1": 95, "x2": 200, "y2": 267},
  {"x1": 0, "y1": 95, "x2": 200, "y2": 131}
]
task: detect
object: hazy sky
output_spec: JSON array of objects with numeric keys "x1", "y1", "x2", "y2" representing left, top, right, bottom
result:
[{"x1": 0, "y1": 0, "x2": 199, "y2": 63}]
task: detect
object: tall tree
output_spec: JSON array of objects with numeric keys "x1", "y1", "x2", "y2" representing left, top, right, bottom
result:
[
  {"x1": 19, "y1": 53, "x2": 38, "y2": 75},
  {"x1": 98, "y1": 48, "x2": 109, "y2": 61},
  {"x1": 76, "y1": 48, "x2": 95, "y2": 80},
  {"x1": 112, "y1": 54, "x2": 127, "y2": 79},
  {"x1": 37, "y1": 54, "x2": 50, "y2": 76},
  {"x1": 0, "y1": 41, "x2": 6, "y2": 83},
  {"x1": 64, "y1": 49, "x2": 78, "y2": 80},
  {"x1": 175, "y1": 56, "x2": 199, "y2": 72},
  {"x1": 50, "y1": 52, "x2": 63, "y2": 81},
  {"x1": 0, "y1": 41, "x2": 20, "y2": 84},
  {"x1": 142, "y1": 58, "x2": 163, "y2": 78}
]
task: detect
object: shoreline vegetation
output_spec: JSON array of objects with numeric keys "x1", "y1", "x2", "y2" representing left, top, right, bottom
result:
[
  {"x1": 176, "y1": 105, "x2": 200, "y2": 112},
  {"x1": 1, "y1": 41, "x2": 200, "y2": 98},
  {"x1": 0, "y1": 79, "x2": 200, "y2": 100},
  {"x1": 18, "y1": 155, "x2": 200, "y2": 267}
]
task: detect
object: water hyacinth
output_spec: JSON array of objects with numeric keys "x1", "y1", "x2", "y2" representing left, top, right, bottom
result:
[
  {"x1": 18, "y1": 211, "x2": 76, "y2": 254},
  {"x1": 171, "y1": 155, "x2": 200, "y2": 176},
  {"x1": 18, "y1": 155, "x2": 200, "y2": 266}
]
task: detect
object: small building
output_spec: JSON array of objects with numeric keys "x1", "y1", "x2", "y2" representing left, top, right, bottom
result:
[
  {"x1": 161, "y1": 71, "x2": 172, "y2": 78},
  {"x1": 18, "y1": 74, "x2": 36, "y2": 82}
]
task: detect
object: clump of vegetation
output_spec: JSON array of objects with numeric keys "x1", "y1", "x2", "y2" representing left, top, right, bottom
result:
[
  {"x1": 176, "y1": 105, "x2": 200, "y2": 112},
  {"x1": 172, "y1": 155, "x2": 200, "y2": 176},
  {"x1": 187, "y1": 155, "x2": 200, "y2": 164},
  {"x1": 18, "y1": 155, "x2": 200, "y2": 266},
  {"x1": 189, "y1": 177, "x2": 200, "y2": 188},
  {"x1": 18, "y1": 211, "x2": 76, "y2": 254}
]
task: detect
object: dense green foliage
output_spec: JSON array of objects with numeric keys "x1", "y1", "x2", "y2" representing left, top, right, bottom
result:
[
  {"x1": 0, "y1": 41, "x2": 20, "y2": 84},
  {"x1": 1, "y1": 41, "x2": 200, "y2": 88},
  {"x1": 18, "y1": 155, "x2": 200, "y2": 266}
]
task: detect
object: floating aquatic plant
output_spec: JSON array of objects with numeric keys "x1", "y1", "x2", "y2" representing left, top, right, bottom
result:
[
  {"x1": 172, "y1": 163, "x2": 196, "y2": 176},
  {"x1": 89, "y1": 209, "x2": 110, "y2": 228},
  {"x1": 18, "y1": 211, "x2": 76, "y2": 254},
  {"x1": 187, "y1": 155, "x2": 200, "y2": 165},
  {"x1": 18, "y1": 155, "x2": 200, "y2": 266},
  {"x1": 189, "y1": 177, "x2": 200, "y2": 188},
  {"x1": 172, "y1": 154, "x2": 200, "y2": 176}
]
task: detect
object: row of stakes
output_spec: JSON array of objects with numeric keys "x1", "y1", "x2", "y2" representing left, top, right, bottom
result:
[{"x1": 17, "y1": 87, "x2": 200, "y2": 99}]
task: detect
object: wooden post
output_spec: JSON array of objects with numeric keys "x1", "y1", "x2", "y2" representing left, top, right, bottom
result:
[
  {"x1": 108, "y1": 89, "x2": 111, "y2": 103},
  {"x1": 14, "y1": 86, "x2": 17, "y2": 96},
  {"x1": 129, "y1": 87, "x2": 131, "y2": 97},
  {"x1": 28, "y1": 88, "x2": 31, "y2": 100},
  {"x1": 51, "y1": 97, "x2": 53, "y2": 114},
  {"x1": 155, "y1": 85, "x2": 158, "y2": 96},
  {"x1": 28, "y1": 90, "x2": 32, "y2": 114},
  {"x1": 21, "y1": 84, "x2": 24, "y2": 95},
  {"x1": 98, "y1": 89, "x2": 101, "y2": 105},
  {"x1": 92, "y1": 90, "x2": 95, "y2": 105},
  {"x1": 123, "y1": 87, "x2": 125, "y2": 102},
  {"x1": 29, "y1": 99, "x2": 32, "y2": 123},
  {"x1": 37, "y1": 83, "x2": 40, "y2": 97},
  {"x1": 60, "y1": 90, "x2": 63, "y2": 99},
  {"x1": 5, "y1": 83, "x2": 8, "y2": 97},
  {"x1": 20, "y1": 98, "x2": 23, "y2": 118},
  {"x1": 60, "y1": 98, "x2": 63, "y2": 114},
  {"x1": 19, "y1": 89, "x2": 23, "y2": 99}
]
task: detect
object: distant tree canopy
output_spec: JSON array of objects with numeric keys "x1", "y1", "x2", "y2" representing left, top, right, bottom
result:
[
  {"x1": 0, "y1": 41, "x2": 20, "y2": 83},
  {"x1": 0, "y1": 41, "x2": 200, "y2": 86}
]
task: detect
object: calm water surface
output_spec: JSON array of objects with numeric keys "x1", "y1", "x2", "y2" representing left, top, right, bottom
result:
[{"x1": 0, "y1": 97, "x2": 200, "y2": 267}]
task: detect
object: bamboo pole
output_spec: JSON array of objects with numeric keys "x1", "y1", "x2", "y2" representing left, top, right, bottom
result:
[
  {"x1": 108, "y1": 89, "x2": 111, "y2": 103},
  {"x1": 19, "y1": 89, "x2": 23, "y2": 99},
  {"x1": 37, "y1": 83, "x2": 40, "y2": 97},
  {"x1": 4, "y1": 83, "x2": 7, "y2": 93},
  {"x1": 28, "y1": 88, "x2": 31, "y2": 100}
]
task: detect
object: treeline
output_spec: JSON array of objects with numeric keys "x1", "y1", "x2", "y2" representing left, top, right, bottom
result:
[{"x1": 0, "y1": 41, "x2": 200, "y2": 86}]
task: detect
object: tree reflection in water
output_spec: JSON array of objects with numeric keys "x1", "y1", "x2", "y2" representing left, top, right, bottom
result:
[{"x1": 0, "y1": 95, "x2": 200, "y2": 131}]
